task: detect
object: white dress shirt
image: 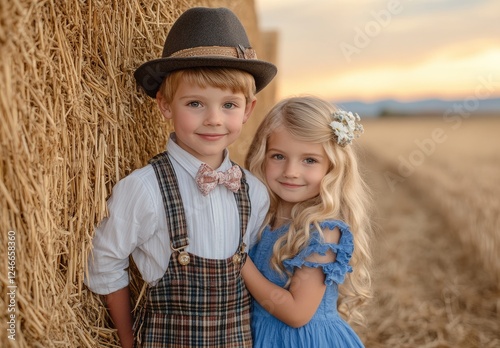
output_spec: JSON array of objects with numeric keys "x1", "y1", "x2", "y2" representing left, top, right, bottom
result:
[{"x1": 84, "y1": 135, "x2": 269, "y2": 295}]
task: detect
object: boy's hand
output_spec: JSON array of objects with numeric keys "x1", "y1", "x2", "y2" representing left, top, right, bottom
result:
[{"x1": 105, "y1": 286, "x2": 134, "y2": 348}]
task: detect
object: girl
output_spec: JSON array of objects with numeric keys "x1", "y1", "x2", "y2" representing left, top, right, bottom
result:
[{"x1": 243, "y1": 96, "x2": 372, "y2": 347}]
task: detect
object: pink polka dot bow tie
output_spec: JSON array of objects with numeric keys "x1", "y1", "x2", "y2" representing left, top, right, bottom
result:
[{"x1": 195, "y1": 163, "x2": 242, "y2": 196}]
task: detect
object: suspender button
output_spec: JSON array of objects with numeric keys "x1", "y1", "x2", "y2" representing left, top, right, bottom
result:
[{"x1": 178, "y1": 251, "x2": 190, "y2": 265}]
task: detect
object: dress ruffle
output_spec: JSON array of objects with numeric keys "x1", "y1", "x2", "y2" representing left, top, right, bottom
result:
[{"x1": 283, "y1": 220, "x2": 354, "y2": 285}]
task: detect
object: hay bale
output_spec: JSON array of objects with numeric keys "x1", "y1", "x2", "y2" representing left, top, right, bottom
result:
[{"x1": 0, "y1": 0, "x2": 276, "y2": 346}]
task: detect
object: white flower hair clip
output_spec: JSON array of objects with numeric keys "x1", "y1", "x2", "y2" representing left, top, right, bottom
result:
[{"x1": 329, "y1": 110, "x2": 364, "y2": 147}]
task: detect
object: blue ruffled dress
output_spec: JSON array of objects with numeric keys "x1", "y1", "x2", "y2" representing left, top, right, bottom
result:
[{"x1": 249, "y1": 220, "x2": 364, "y2": 348}]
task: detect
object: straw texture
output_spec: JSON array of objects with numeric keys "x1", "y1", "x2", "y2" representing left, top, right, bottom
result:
[{"x1": 0, "y1": 0, "x2": 276, "y2": 346}]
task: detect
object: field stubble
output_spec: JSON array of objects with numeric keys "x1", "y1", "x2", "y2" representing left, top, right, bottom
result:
[{"x1": 354, "y1": 115, "x2": 500, "y2": 347}]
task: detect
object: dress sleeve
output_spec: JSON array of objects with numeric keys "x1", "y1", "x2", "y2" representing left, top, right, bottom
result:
[{"x1": 282, "y1": 220, "x2": 354, "y2": 285}]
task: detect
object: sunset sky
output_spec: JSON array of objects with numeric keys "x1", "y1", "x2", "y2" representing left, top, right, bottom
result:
[{"x1": 255, "y1": 0, "x2": 500, "y2": 103}]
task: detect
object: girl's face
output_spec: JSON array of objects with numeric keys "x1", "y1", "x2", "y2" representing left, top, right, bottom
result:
[{"x1": 265, "y1": 127, "x2": 330, "y2": 213}]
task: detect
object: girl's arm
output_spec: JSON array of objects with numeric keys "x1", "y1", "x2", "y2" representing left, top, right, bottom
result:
[
  {"x1": 106, "y1": 286, "x2": 134, "y2": 348},
  {"x1": 241, "y1": 227, "x2": 340, "y2": 328}
]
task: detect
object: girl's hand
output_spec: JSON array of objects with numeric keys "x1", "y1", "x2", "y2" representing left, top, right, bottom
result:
[{"x1": 241, "y1": 227, "x2": 340, "y2": 328}]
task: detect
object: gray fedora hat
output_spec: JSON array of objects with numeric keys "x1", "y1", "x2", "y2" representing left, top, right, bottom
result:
[{"x1": 134, "y1": 7, "x2": 278, "y2": 98}]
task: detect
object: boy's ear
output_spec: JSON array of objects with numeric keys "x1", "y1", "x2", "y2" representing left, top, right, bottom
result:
[
  {"x1": 243, "y1": 98, "x2": 257, "y2": 124},
  {"x1": 156, "y1": 91, "x2": 172, "y2": 120}
]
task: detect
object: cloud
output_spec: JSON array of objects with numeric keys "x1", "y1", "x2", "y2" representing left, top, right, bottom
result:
[{"x1": 256, "y1": 0, "x2": 500, "y2": 100}]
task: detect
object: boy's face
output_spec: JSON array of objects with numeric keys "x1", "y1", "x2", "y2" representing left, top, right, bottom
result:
[{"x1": 157, "y1": 77, "x2": 256, "y2": 169}]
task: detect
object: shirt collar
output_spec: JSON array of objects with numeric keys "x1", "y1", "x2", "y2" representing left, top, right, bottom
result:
[{"x1": 166, "y1": 133, "x2": 234, "y2": 178}]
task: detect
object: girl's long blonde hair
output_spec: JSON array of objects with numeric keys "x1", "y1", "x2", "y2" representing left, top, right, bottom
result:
[{"x1": 246, "y1": 96, "x2": 372, "y2": 326}]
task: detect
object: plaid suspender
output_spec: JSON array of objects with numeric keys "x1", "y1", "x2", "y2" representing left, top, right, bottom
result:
[{"x1": 135, "y1": 152, "x2": 253, "y2": 347}]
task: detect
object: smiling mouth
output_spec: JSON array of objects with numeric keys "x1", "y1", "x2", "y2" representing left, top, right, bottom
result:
[
  {"x1": 279, "y1": 182, "x2": 302, "y2": 188},
  {"x1": 197, "y1": 133, "x2": 225, "y2": 140}
]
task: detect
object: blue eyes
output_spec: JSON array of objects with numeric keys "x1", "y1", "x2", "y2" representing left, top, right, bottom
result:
[
  {"x1": 188, "y1": 101, "x2": 201, "y2": 107},
  {"x1": 186, "y1": 102, "x2": 237, "y2": 109},
  {"x1": 270, "y1": 154, "x2": 318, "y2": 164}
]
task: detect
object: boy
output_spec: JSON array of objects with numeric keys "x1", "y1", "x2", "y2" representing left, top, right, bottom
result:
[{"x1": 84, "y1": 7, "x2": 277, "y2": 348}]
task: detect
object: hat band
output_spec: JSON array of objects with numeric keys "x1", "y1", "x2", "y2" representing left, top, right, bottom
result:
[{"x1": 169, "y1": 45, "x2": 258, "y2": 60}]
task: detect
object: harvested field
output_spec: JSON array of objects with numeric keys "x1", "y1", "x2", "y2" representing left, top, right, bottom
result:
[{"x1": 354, "y1": 115, "x2": 500, "y2": 347}]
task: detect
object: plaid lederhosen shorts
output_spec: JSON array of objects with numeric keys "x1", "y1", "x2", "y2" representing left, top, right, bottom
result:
[{"x1": 133, "y1": 152, "x2": 252, "y2": 347}]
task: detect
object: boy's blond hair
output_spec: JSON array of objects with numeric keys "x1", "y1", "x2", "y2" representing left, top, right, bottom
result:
[{"x1": 158, "y1": 67, "x2": 256, "y2": 103}]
